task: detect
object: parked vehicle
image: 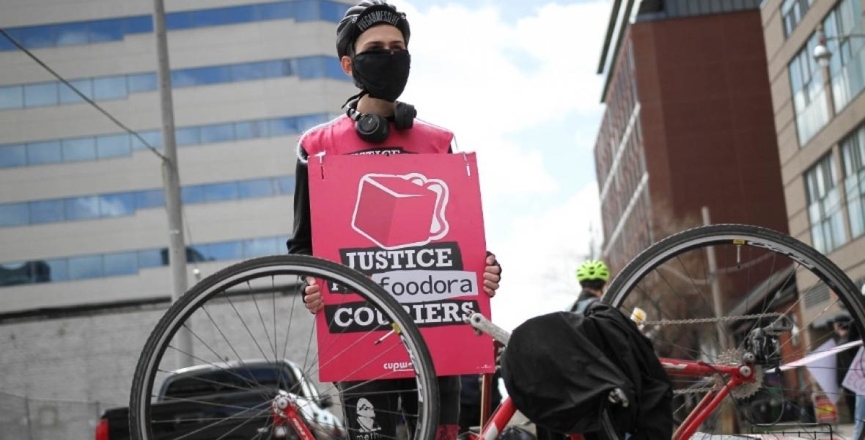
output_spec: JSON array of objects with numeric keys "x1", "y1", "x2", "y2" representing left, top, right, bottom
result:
[{"x1": 96, "y1": 359, "x2": 345, "y2": 440}]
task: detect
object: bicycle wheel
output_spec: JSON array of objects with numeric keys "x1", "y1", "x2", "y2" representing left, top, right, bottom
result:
[
  {"x1": 129, "y1": 255, "x2": 439, "y2": 440},
  {"x1": 600, "y1": 224, "x2": 865, "y2": 439}
]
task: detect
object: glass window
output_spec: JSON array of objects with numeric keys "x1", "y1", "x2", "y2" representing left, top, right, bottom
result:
[
  {"x1": 68, "y1": 255, "x2": 103, "y2": 280},
  {"x1": 166, "y1": 11, "x2": 194, "y2": 30},
  {"x1": 0, "y1": 203, "x2": 29, "y2": 227},
  {"x1": 175, "y1": 127, "x2": 201, "y2": 146},
  {"x1": 805, "y1": 154, "x2": 847, "y2": 253},
  {"x1": 24, "y1": 82, "x2": 59, "y2": 107},
  {"x1": 181, "y1": 186, "x2": 204, "y2": 204},
  {"x1": 124, "y1": 16, "x2": 154, "y2": 34},
  {"x1": 135, "y1": 189, "x2": 165, "y2": 209},
  {"x1": 0, "y1": 262, "x2": 33, "y2": 286},
  {"x1": 199, "y1": 123, "x2": 235, "y2": 144},
  {"x1": 0, "y1": 145, "x2": 27, "y2": 168},
  {"x1": 172, "y1": 66, "x2": 231, "y2": 87},
  {"x1": 824, "y1": 0, "x2": 865, "y2": 113},
  {"x1": 296, "y1": 56, "x2": 324, "y2": 79},
  {"x1": 234, "y1": 120, "x2": 269, "y2": 140},
  {"x1": 128, "y1": 73, "x2": 157, "y2": 93},
  {"x1": 0, "y1": 86, "x2": 24, "y2": 110},
  {"x1": 44, "y1": 258, "x2": 68, "y2": 282},
  {"x1": 62, "y1": 137, "x2": 96, "y2": 162},
  {"x1": 295, "y1": 0, "x2": 322, "y2": 21},
  {"x1": 187, "y1": 246, "x2": 208, "y2": 263},
  {"x1": 93, "y1": 76, "x2": 128, "y2": 100},
  {"x1": 321, "y1": 0, "x2": 349, "y2": 22},
  {"x1": 257, "y1": 2, "x2": 294, "y2": 20},
  {"x1": 203, "y1": 182, "x2": 239, "y2": 202},
  {"x1": 263, "y1": 59, "x2": 293, "y2": 78},
  {"x1": 230, "y1": 62, "x2": 267, "y2": 81},
  {"x1": 191, "y1": 8, "x2": 228, "y2": 27},
  {"x1": 202, "y1": 241, "x2": 243, "y2": 261},
  {"x1": 132, "y1": 130, "x2": 162, "y2": 150},
  {"x1": 104, "y1": 251, "x2": 138, "y2": 276},
  {"x1": 30, "y1": 199, "x2": 65, "y2": 224},
  {"x1": 0, "y1": 28, "x2": 21, "y2": 51},
  {"x1": 96, "y1": 134, "x2": 131, "y2": 158},
  {"x1": 781, "y1": 0, "x2": 813, "y2": 37},
  {"x1": 89, "y1": 19, "x2": 123, "y2": 43},
  {"x1": 324, "y1": 57, "x2": 344, "y2": 80},
  {"x1": 59, "y1": 79, "x2": 94, "y2": 104},
  {"x1": 296, "y1": 114, "x2": 327, "y2": 132},
  {"x1": 789, "y1": 31, "x2": 830, "y2": 146},
  {"x1": 20, "y1": 25, "x2": 55, "y2": 49},
  {"x1": 842, "y1": 125, "x2": 865, "y2": 238},
  {"x1": 277, "y1": 176, "x2": 295, "y2": 195},
  {"x1": 269, "y1": 118, "x2": 298, "y2": 137},
  {"x1": 27, "y1": 141, "x2": 62, "y2": 165},
  {"x1": 100, "y1": 193, "x2": 135, "y2": 217},
  {"x1": 238, "y1": 179, "x2": 275, "y2": 199},
  {"x1": 55, "y1": 22, "x2": 90, "y2": 46},
  {"x1": 243, "y1": 237, "x2": 279, "y2": 258},
  {"x1": 138, "y1": 249, "x2": 164, "y2": 268},
  {"x1": 223, "y1": 4, "x2": 259, "y2": 24},
  {"x1": 66, "y1": 196, "x2": 101, "y2": 221}
]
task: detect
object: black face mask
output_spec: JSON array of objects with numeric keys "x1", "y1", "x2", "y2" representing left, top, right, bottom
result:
[{"x1": 351, "y1": 49, "x2": 411, "y2": 102}]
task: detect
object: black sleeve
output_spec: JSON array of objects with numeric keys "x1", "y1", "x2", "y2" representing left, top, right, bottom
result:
[{"x1": 286, "y1": 159, "x2": 313, "y2": 256}]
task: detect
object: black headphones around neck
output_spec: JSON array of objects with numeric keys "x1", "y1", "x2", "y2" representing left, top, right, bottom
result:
[{"x1": 345, "y1": 99, "x2": 417, "y2": 144}]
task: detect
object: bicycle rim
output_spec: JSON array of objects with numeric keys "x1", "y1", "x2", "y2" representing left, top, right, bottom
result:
[
  {"x1": 129, "y1": 255, "x2": 439, "y2": 440},
  {"x1": 600, "y1": 224, "x2": 865, "y2": 439}
]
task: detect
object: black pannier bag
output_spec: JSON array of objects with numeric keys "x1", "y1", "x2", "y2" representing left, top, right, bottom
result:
[{"x1": 501, "y1": 302, "x2": 673, "y2": 439}]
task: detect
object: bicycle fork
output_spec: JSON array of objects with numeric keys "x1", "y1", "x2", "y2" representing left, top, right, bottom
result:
[{"x1": 268, "y1": 390, "x2": 316, "y2": 440}]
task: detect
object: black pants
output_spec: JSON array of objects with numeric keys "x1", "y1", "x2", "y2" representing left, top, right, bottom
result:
[{"x1": 339, "y1": 375, "x2": 461, "y2": 440}]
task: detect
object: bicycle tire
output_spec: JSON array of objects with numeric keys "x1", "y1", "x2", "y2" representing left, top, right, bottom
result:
[
  {"x1": 129, "y1": 254, "x2": 440, "y2": 440},
  {"x1": 599, "y1": 224, "x2": 865, "y2": 438}
]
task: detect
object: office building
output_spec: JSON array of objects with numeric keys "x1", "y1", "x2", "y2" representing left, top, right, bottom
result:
[
  {"x1": 594, "y1": 0, "x2": 788, "y2": 274},
  {"x1": 0, "y1": 0, "x2": 355, "y2": 433},
  {"x1": 760, "y1": 0, "x2": 865, "y2": 326}
]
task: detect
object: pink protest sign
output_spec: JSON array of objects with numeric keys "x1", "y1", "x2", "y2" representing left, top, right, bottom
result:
[{"x1": 308, "y1": 152, "x2": 494, "y2": 382}]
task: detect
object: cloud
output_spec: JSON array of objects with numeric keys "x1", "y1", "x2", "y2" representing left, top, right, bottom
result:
[
  {"x1": 490, "y1": 181, "x2": 603, "y2": 331},
  {"x1": 385, "y1": 1, "x2": 610, "y2": 330},
  {"x1": 392, "y1": 0, "x2": 610, "y2": 204}
]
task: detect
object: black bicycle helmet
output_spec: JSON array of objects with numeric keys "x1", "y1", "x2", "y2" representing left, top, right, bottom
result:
[{"x1": 336, "y1": 0, "x2": 411, "y2": 58}]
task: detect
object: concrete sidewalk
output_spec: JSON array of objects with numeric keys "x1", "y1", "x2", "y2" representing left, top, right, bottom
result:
[{"x1": 505, "y1": 410, "x2": 860, "y2": 439}]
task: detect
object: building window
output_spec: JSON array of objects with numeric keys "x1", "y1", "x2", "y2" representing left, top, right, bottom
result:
[
  {"x1": 789, "y1": 32, "x2": 831, "y2": 146},
  {"x1": 805, "y1": 154, "x2": 847, "y2": 253},
  {"x1": 842, "y1": 124, "x2": 865, "y2": 238},
  {"x1": 782, "y1": 0, "x2": 813, "y2": 37},
  {"x1": 0, "y1": 113, "x2": 331, "y2": 168},
  {"x1": 0, "y1": 56, "x2": 347, "y2": 111},
  {"x1": 0, "y1": 175, "x2": 296, "y2": 228},
  {"x1": 0, "y1": 1, "x2": 348, "y2": 52},
  {"x1": 823, "y1": 0, "x2": 865, "y2": 113},
  {"x1": 0, "y1": 236, "x2": 286, "y2": 287}
]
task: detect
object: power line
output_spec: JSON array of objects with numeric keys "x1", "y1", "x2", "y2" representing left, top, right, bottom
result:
[
  {"x1": 0, "y1": 27, "x2": 167, "y2": 162},
  {"x1": 0, "y1": 25, "x2": 202, "y2": 273}
]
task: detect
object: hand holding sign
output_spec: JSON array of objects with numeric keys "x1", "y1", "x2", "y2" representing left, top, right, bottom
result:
[
  {"x1": 302, "y1": 277, "x2": 324, "y2": 313},
  {"x1": 484, "y1": 253, "x2": 501, "y2": 297},
  {"x1": 308, "y1": 152, "x2": 496, "y2": 380}
]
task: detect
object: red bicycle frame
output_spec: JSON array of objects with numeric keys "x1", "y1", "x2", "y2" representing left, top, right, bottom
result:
[
  {"x1": 271, "y1": 390, "x2": 317, "y2": 440},
  {"x1": 472, "y1": 357, "x2": 754, "y2": 440}
]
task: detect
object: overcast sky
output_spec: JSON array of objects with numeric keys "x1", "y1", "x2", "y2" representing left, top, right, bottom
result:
[{"x1": 389, "y1": 0, "x2": 611, "y2": 330}]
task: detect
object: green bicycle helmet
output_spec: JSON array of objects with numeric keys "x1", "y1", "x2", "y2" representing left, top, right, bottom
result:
[{"x1": 576, "y1": 260, "x2": 610, "y2": 283}]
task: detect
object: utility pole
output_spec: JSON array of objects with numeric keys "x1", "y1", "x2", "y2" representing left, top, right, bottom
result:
[
  {"x1": 153, "y1": 0, "x2": 194, "y2": 368},
  {"x1": 702, "y1": 206, "x2": 734, "y2": 433}
]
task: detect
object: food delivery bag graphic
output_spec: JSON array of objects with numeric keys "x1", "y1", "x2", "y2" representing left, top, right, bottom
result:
[
  {"x1": 308, "y1": 152, "x2": 494, "y2": 381},
  {"x1": 351, "y1": 173, "x2": 449, "y2": 250}
]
